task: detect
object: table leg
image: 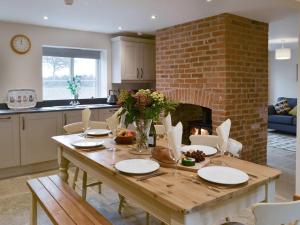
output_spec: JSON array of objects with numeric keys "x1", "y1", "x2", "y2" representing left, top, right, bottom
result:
[
  {"x1": 265, "y1": 180, "x2": 276, "y2": 203},
  {"x1": 31, "y1": 193, "x2": 37, "y2": 225},
  {"x1": 58, "y1": 147, "x2": 70, "y2": 183}
]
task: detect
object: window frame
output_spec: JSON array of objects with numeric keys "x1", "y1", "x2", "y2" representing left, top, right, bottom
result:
[{"x1": 42, "y1": 47, "x2": 102, "y2": 100}]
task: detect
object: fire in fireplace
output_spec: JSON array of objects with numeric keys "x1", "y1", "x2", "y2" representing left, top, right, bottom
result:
[{"x1": 171, "y1": 104, "x2": 212, "y2": 144}]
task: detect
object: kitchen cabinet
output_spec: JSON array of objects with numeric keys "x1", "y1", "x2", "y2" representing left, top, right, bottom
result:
[
  {"x1": 98, "y1": 108, "x2": 119, "y2": 121},
  {"x1": 112, "y1": 36, "x2": 155, "y2": 83},
  {"x1": 0, "y1": 115, "x2": 20, "y2": 169},
  {"x1": 63, "y1": 109, "x2": 98, "y2": 126},
  {"x1": 20, "y1": 112, "x2": 63, "y2": 165}
]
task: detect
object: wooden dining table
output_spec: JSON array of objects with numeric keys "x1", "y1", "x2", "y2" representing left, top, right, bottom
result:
[{"x1": 52, "y1": 134, "x2": 281, "y2": 225}]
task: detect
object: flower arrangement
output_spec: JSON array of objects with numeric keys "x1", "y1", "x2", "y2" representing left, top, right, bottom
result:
[
  {"x1": 67, "y1": 75, "x2": 81, "y2": 100},
  {"x1": 118, "y1": 89, "x2": 177, "y2": 151},
  {"x1": 118, "y1": 89, "x2": 177, "y2": 126}
]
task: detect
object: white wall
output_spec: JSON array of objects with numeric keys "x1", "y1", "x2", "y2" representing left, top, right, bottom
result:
[
  {"x1": 296, "y1": 16, "x2": 300, "y2": 197},
  {"x1": 0, "y1": 21, "x2": 112, "y2": 102},
  {"x1": 268, "y1": 49, "x2": 298, "y2": 104}
]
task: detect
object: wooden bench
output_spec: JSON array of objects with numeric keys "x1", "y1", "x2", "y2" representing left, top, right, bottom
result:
[{"x1": 27, "y1": 175, "x2": 112, "y2": 225}]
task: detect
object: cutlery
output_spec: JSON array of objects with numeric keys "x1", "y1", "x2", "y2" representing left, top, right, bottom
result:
[
  {"x1": 193, "y1": 180, "x2": 220, "y2": 193},
  {"x1": 247, "y1": 173, "x2": 258, "y2": 179},
  {"x1": 137, "y1": 172, "x2": 168, "y2": 181}
]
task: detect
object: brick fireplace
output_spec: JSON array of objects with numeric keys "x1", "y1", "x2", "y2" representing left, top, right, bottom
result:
[{"x1": 156, "y1": 13, "x2": 268, "y2": 164}]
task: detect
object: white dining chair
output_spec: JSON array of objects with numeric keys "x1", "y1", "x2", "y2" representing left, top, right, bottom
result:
[
  {"x1": 189, "y1": 135, "x2": 242, "y2": 158},
  {"x1": 63, "y1": 120, "x2": 107, "y2": 200},
  {"x1": 252, "y1": 201, "x2": 300, "y2": 225}
]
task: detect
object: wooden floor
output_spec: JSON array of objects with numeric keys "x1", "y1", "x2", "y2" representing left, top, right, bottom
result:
[{"x1": 0, "y1": 144, "x2": 294, "y2": 225}]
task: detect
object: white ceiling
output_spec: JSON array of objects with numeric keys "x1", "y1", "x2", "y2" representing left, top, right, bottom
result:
[{"x1": 0, "y1": 0, "x2": 299, "y2": 34}]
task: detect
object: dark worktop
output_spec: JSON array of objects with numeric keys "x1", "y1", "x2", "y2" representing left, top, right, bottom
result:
[{"x1": 0, "y1": 98, "x2": 119, "y2": 115}]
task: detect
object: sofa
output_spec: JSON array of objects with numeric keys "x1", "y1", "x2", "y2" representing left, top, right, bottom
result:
[{"x1": 268, "y1": 97, "x2": 297, "y2": 135}]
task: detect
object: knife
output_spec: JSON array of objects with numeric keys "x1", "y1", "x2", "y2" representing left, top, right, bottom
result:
[{"x1": 137, "y1": 172, "x2": 168, "y2": 181}]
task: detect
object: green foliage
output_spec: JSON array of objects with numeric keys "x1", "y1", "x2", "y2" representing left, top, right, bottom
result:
[{"x1": 67, "y1": 75, "x2": 81, "y2": 98}]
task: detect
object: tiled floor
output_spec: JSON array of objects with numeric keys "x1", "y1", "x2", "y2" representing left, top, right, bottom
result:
[{"x1": 0, "y1": 132, "x2": 296, "y2": 225}]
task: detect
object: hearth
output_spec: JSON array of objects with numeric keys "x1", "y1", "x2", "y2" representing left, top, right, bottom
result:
[{"x1": 171, "y1": 104, "x2": 212, "y2": 144}]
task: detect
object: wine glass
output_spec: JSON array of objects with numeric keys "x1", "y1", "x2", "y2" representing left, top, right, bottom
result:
[{"x1": 82, "y1": 126, "x2": 91, "y2": 138}]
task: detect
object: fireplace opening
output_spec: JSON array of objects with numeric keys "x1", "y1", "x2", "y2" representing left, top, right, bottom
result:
[{"x1": 171, "y1": 103, "x2": 212, "y2": 144}]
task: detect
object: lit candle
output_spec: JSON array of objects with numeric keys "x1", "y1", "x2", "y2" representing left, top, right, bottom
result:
[{"x1": 201, "y1": 129, "x2": 209, "y2": 135}]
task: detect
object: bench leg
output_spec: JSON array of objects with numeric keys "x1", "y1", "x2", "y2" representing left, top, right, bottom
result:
[{"x1": 31, "y1": 194, "x2": 37, "y2": 225}]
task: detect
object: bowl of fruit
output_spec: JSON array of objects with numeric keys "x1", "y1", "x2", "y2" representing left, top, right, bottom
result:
[{"x1": 115, "y1": 128, "x2": 136, "y2": 145}]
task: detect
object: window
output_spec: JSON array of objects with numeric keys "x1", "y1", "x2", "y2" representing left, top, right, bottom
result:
[{"x1": 42, "y1": 47, "x2": 101, "y2": 100}]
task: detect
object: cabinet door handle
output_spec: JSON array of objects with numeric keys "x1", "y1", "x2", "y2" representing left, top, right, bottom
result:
[
  {"x1": 137, "y1": 68, "x2": 140, "y2": 79},
  {"x1": 141, "y1": 68, "x2": 144, "y2": 79},
  {"x1": 0, "y1": 116, "x2": 11, "y2": 120},
  {"x1": 22, "y1": 117, "x2": 25, "y2": 130},
  {"x1": 63, "y1": 113, "x2": 67, "y2": 126}
]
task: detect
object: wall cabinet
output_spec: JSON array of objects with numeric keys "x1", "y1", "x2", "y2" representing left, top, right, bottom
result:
[
  {"x1": 0, "y1": 115, "x2": 20, "y2": 169},
  {"x1": 112, "y1": 36, "x2": 155, "y2": 83},
  {"x1": 20, "y1": 112, "x2": 63, "y2": 165}
]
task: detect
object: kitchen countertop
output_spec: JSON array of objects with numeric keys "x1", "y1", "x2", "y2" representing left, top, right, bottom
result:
[{"x1": 0, "y1": 104, "x2": 119, "y2": 116}]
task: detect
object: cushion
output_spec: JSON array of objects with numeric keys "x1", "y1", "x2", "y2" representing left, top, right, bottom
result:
[
  {"x1": 289, "y1": 106, "x2": 297, "y2": 116},
  {"x1": 293, "y1": 117, "x2": 297, "y2": 126},
  {"x1": 274, "y1": 99, "x2": 291, "y2": 114},
  {"x1": 277, "y1": 97, "x2": 297, "y2": 108},
  {"x1": 268, "y1": 115, "x2": 294, "y2": 125}
]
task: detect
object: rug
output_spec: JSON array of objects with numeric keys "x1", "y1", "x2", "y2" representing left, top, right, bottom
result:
[{"x1": 268, "y1": 132, "x2": 296, "y2": 152}]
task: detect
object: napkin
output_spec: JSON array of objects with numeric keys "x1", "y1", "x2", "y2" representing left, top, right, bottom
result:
[
  {"x1": 216, "y1": 119, "x2": 231, "y2": 154},
  {"x1": 162, "y1": 112, "x2": 172, "y2": 132},
  {"x1": 106, "y1": 107, "x2": 122, "y2": 136},
  {"x1": 82, "y1": 108, "x2": 91, "y2": 130},
  {"x1": 166, "y1": 122, "x2": 183, "y2": 161},
  {"x1": 228, "y1": 138, "x2": 243, "y2": 157}
]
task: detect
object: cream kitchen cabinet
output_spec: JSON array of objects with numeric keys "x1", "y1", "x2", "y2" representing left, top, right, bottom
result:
[
  {"x1": 112, "y1": 36, "x2": 155, "y2": 83},
  {"x1": 98, "y1": 108, "x2": 119, "y2": 121},
  {"x1": 62, "y1": 109, "x2": 98, "y2": 126},
  {"x1": 20, "y1": 112, "x2": 63, "y2": 165},
  {"x1": 0, "y1": 115, "x2": 20, "y2": 169}
]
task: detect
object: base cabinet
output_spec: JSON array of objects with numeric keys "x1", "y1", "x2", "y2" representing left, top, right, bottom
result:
[
  {"x1": 20, "y1": 112, "x2": 63, "y2": 165},
  {"x1": 98, "y1": 108, "x2": 119, "y2": 121},
  {"x1": 0, "y1": 115, "x2": 20, "y2": 169},
  {"x1": 63, "y1": 110, "x2": 98, "y2": 126}
]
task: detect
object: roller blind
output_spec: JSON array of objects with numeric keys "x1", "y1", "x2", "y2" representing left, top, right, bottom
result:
[{"x1": 42, "y1": 47, "x2": 101, "y2": 59}]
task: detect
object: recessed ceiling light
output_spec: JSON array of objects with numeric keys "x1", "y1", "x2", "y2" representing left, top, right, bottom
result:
[
  {"x1": 151, "y1": 15, "x2": 157, "y2": 20},
  {"x1": 118, "y1": 26, "x2": 123, "y2": 31},
  {"x1": 206, "y1": 0, "x2": 212, "y2": 2},
  {"x1": 43, "y1": 16, "x2": 48, "y2": 20}
]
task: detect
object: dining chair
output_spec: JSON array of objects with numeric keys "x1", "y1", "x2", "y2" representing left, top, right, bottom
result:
[
  {"x1": 63, "y1": 120, "x2": 108, "y2": 200},
  {"x1": 190, "y1": 119, "x2": 243, "y2": 225},
  {"x1": 189, "y1": 135, "x2": 243, "y2": 158},
  {"x1": 252, "y1": 201, "x2": 300, "y2": 225}
]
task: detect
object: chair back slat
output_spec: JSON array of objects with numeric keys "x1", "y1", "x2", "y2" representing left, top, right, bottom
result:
[{"x1": 252, "y1": 201, "x2": 300, "y2": 225}]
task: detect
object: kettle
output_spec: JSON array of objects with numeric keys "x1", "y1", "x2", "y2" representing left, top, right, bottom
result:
[{"x1": 107, "y1": 90, "x2": 118, "y2": 105}]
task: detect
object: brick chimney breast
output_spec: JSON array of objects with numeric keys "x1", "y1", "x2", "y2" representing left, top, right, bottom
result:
[{"x1": 156, "y1": 13, "x2": 268, "y2": 164}]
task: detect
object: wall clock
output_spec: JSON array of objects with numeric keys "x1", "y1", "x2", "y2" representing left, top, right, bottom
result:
[{"x1": 10, "y1": 34, "x2": 31, "y2": 54}]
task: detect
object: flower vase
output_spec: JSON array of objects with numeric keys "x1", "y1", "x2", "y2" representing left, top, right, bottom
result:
[{"x1": 134, "y1": 119, "x2": 152, "y2": 152}]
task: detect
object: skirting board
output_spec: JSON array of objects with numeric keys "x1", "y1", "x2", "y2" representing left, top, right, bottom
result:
[
  {"x1": 0, "y1": 160, "x2": 58, "y2": 180},
  {"x1": 294, "y1": 195, "x2": 300, "y2": 201}
]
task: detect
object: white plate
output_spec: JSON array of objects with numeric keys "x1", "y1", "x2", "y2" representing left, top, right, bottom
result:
[
  {"x1": 181, "y1": 145, "x2": 217, "y2": 156},
  {"x1": 198, "y1": 166, "x2": 249, "y2": 185},
  {"x1": 115, "y1": 159, "x2": 160, "y2": 174},
  {"x1": 86, "y1": 129, "x2": 111, "y2": 136},
  {"x1": 71, "y1": 140, "x2": 104, "y2": 148}
]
